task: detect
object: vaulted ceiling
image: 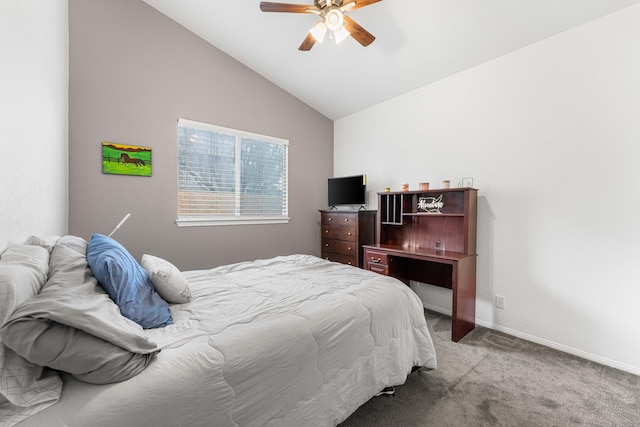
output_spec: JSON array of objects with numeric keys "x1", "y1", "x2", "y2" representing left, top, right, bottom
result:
[{"x1": 142, "y1": 0, "x2": 640, "y2": 120}]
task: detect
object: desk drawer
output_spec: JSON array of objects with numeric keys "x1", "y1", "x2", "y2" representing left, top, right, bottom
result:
[
  {"x1": 367, "y1": 262, "x2": 389, "y2": 275},
  {"x1": 322, "y1": 238, "x2": 357, "y2": 256},
  {"x1": 363, "y1": 248, "x2": 389, "y2": 266},
  {"x1": 364, "y1": 248, "x2": 391, "y2": 275}
]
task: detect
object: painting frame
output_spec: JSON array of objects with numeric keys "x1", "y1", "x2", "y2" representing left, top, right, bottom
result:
[{"x1": 102, "y1": 142, "x2": 152, "y2": 177}]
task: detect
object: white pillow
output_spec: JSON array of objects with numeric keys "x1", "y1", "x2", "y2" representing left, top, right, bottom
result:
[{"x1": 140, "y1": 254, "x2": 191, "y2": 304}]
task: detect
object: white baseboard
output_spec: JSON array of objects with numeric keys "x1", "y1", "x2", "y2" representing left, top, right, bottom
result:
[
  {"x1": 423, "y1": 302, "x2": 452, "y2": 317},
  {"x1": 422, "y1": 303, "x2": 640, "y2": 376}
]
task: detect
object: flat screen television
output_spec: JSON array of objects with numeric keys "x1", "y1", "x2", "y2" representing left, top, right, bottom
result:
[{"x1": 328, "y1": 174, "x2": 366, "y2": 207}]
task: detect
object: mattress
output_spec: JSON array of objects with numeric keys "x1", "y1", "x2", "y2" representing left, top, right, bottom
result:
[{"x1": 16, "y1": 254, "x2": 436, "y2": 427}]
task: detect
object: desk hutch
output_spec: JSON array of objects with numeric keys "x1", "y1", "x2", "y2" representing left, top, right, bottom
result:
[{"x1": 363, "y1": 187, "x2": 478, "y2": 342}]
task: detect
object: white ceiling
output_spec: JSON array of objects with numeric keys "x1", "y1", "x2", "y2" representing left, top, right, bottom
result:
[{"x1": 141, "y1": 0, "x2": 640, "y2": 120}]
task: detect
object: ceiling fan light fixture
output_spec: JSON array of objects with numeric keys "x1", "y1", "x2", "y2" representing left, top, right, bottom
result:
[
  {"x1": 260, "y1": 0, "x2": 380, "y2": 51},
  {"x1": 332, "y1": 25, "x2": 350, "y2": 44},
  {"x1": 310, "y1": 20, "x2": 327, "y2": 43},
  {"x1": 325, "y1": 9, "x2": 343, "y2": 31}
]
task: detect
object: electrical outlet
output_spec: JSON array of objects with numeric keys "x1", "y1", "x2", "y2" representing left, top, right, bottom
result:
[{"x1": 495, "y1": 295, "x2": 505, "y2": 309}]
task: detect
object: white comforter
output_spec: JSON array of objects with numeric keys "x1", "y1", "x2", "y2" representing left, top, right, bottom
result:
[{"x1": 18, "y1": 255, "x2": 436, "y2": 427}]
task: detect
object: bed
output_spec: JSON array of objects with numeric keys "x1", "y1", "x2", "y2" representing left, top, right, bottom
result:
[{"x1": 0, "y1": 234, "x2": 436, "y2": 427}]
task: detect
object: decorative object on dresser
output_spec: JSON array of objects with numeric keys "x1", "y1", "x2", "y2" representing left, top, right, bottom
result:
[
  {"x1": 363, "y1": 187, "x2": 478, "y2": 341},
  {"x1": 320, "y1": 210, "x2": 376, "y2": 267}
]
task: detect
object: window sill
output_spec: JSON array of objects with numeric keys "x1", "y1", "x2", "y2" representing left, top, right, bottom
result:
[{"x1": 176, "y1": 216, "x2": 290, "y2": 227}]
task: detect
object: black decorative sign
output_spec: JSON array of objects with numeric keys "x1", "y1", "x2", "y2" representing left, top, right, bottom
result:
[{"x1": 418, "y1": 195, "x2": 444, "y2": 213}]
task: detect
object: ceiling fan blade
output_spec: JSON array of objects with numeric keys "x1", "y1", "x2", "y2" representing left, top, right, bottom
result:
[
  {"x1": 347, "y1": 0, "x2": 382, "y2": 11},
  {"x1": 343, "y1": 15, "x2": 375, "y2": 46},
  {"x1": 340, "y1": 1, "x2": 357, "y2": 12},
  {"x1": 298, "y1": 33, "x2": 317, "y2": 51},
  {"x1": 260, "y1": 2, "x2": 319, "y2": 13}
]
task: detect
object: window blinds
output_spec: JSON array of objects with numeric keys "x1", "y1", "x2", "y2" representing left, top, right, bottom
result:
[{"x1": 177, "y1": 119, "x2": 289, "y2": 225}]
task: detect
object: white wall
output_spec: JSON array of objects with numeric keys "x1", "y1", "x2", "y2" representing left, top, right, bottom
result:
[
  {"x1": 335, "y1": 4, "x2": 640, "y2": 374},
  {"x1": 0, "y1": 0, "x2": 68, "y2": 251}
]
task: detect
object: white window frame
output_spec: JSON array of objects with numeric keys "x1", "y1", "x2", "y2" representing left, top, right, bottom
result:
[{"x1": 176, "y1": 118, "x2": 289, "y2": 227}]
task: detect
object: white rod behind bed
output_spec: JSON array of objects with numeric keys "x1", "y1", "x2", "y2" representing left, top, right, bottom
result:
[{"x1": 107, "y1": 213, "x2": 131, "y2": 238}]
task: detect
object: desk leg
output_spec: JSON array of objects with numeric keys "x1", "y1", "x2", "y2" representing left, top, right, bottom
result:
[{"x1": 451, "y1": 256, "x2": 476, "y2": 342}]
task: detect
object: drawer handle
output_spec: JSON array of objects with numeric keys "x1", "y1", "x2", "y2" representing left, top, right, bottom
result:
[
  {"x1": 325, "y1": 230, "x2": 329, "y2": 233},
  {"x1": 347, "y1": 261, "x2": 352, "y2": 265},
  {"x1": 347, "y1": 247, "x2": 352, "y2": 251},
  {"x1": 344, "y1": 218, "x2": 349, "y2": 222},
  {"x1": 347, "y1": 232, "x2": 352, "y2": 236},
  {"x1": 325, "y1": 243, "x2": 329, "y2": 247},
  {"x1": 370, "y1": 257, "x2": 381, "y2": 263},
  {"x1": 328, "y1": 217, "x2": 332, "y2": 221}
]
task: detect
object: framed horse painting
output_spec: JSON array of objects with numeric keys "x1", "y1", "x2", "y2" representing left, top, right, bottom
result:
[{"x1": 102, "y1": 142, "x2": 152, "y2": 177}]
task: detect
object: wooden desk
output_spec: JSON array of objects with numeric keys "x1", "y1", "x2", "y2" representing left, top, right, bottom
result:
[
  {"x1": 363, "y1": 244, "x2": 476, "y2": 342},
  {"x1": 365, "y1": 187, "x2": 478, "y2": 342}
]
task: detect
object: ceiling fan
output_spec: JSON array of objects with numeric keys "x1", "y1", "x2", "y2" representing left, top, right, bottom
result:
[{"x1": 259, "y1": 0, "x2": 381, "y2": 51}]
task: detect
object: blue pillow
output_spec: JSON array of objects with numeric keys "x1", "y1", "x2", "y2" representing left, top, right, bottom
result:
[{"x1": 87, "y1": 234, "x2": 173, "y2": 329}]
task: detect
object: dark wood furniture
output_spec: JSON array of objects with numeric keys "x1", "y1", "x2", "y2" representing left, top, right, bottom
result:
[
  {"x1": 363, "y1": 188, "x2": 478, "y2": 342},
  {"x1": 320, "y1": 210, "x2": 376, "y2": 268}
]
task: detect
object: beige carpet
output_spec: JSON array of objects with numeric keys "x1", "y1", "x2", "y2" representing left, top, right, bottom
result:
[{"x1": 340, "y1": 310, "x2": 640, "y2": 426}]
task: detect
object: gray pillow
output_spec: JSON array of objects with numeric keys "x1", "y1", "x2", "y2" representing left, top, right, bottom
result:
[
  {"x1": 141, "y1": 254, "x2": 191, "y2": 304},
  {"x1": 23, "y1": 235, "x2": 60, "y2": 253},
  {"x1": 0, "y1": 245, "x2": 49, "y2": 325},
  {"x1": 0, "y1": 245, "x2": 62, "y2": 410}
]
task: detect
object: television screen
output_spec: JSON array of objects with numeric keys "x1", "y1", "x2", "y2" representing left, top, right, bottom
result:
[{"x1": 328, "y1": 175, "x2": 366, "y2": 207}]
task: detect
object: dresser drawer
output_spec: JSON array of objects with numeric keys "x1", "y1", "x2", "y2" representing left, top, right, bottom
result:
[
  {"x1": 322, "y1": 221, "x2": 357, "y2": 240},
  {"x1": 322, "y1": 252, "x2": 357, "y2": 267},
  {"x1": 321, "y1": 238, "x2": 357, "y2": 256},
  {"x1": 321, "y1": 212, "x2": 357, "y2": 226}
]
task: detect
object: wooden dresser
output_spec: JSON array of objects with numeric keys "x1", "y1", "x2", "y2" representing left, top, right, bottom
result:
[{"x1": 319, "y1": 210, "x2": 376, "y2": 268}]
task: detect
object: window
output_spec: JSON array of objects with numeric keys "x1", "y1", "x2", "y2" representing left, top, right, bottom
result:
[{"x1": 177, "y1": 118, "x2": 289, "y2": 226}]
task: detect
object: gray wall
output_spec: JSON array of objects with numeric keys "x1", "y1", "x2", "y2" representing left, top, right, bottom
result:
[{"x1": 69, "y1": 0, "x2": 333, "y2": 270}]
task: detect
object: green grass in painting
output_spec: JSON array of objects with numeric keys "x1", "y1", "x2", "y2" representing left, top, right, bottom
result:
[{"x1": 102, "y1": 160, "x2": 152, "y2": 176}]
